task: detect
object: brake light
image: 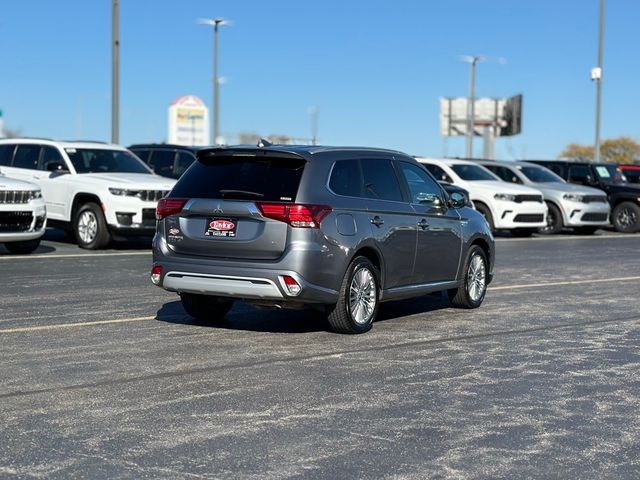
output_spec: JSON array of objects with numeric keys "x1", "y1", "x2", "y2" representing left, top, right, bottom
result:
[
  {"x1": 156, "y1": 198, "x2": 188, "y2": 220},
  {"x1": 281, "y1": 275, "x2": 302, "y2": 296},
  {"x1": 257, "y1": 203, "x2": 332, "y2": 228},
  {"x1": 150, "y1": 265, "x2": 163, "y2": 285}
]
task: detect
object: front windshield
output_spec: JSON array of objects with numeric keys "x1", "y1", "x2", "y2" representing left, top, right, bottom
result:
[
  {"x1": 66, "y1": 148, "x2": 151, "y2": 174},
  {"x1": 594, "y1": 164, "x2": 628, "y2": 184},
  {"x1": 518, "y1": 165, "x2": 565, "y2": 183},
  {"x1": 451, "y1": 164, "x2": 498, "y2": 181}
]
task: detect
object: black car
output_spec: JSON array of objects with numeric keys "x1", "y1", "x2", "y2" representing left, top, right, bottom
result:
[
  {"x1": 128, "y1": 144, "x2": 198, "y2": 179},
  {"x1": 526, "y1": 160, "x2": 640, "y2": 233}
]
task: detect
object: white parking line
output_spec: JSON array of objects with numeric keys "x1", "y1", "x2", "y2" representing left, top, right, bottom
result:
[
  {"x1": 2, "y1": 276, "x2": 638, "y2": 334},
  {"x1": 490, "y1": 275, "x2": 640, "y2": 291},
  {"x1": 0, "y1": 251, "x2": 151, "y2": 261},
  {"x1": 0, "y1": 316, "x2": 155, "y2": 334},
  {"x1": 497, "y1": 233, "x2": 640, "y2": 242}
]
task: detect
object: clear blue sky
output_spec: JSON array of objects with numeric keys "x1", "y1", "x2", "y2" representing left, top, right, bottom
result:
[{"x1": 0, "y1": 0, "x2": 638, "y2": 159}]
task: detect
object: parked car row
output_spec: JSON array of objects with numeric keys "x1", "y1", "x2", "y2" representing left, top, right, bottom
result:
[{"x1": 0, "y1": 138, "x2": 176, "y2": 251}]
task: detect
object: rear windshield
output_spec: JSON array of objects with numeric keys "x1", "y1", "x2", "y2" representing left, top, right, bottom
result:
[{"x1": 170, "y1": 156, "x2": 306, "y2": 201}]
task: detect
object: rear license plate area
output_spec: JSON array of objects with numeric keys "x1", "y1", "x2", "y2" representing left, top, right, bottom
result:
[{"x1": 204, "y1": 217, "x2": 238, "y2": 238}]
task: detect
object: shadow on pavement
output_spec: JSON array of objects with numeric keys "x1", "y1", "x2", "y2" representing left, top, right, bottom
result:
[{"x1": 155, "y1": 293, "x2": 450, "y2": 334}]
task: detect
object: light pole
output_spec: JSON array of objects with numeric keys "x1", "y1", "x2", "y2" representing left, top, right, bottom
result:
[
  {"x1": 593, "y1": 0, "x2": 605, "y2": 163},
  {"x1": 309, "y1": 106, "x2": 319, "y2": 145},
  {"x1": 461, "y1": 55, "x2": 484, "y2": 158},
  {"x1": 198, "y1": 18, "x2": 229, "y2": 145},
  {"x1": 111, "y1": 0, "x2": 119, "y2": 144}
]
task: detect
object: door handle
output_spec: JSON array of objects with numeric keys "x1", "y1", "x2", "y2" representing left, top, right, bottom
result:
[
  {"x1": 418, "y1": 218, "x2": 429, "y2": 230},
  {"x1": 370, "y1": 216, "x2": 385, "y2": 227}
]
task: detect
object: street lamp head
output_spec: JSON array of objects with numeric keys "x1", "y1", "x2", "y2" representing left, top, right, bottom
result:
[
  {"x1": 460, "y1": 55, "x2": 486, "y2": 64},
  {"x1": 197, "y1": 17, "x2": 231, "y2": 28}
]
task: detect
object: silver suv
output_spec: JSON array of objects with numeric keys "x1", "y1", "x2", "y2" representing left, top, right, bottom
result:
[
  {"x1": 478, "y1": 160, "x2": 610, "y2": 234},
  {"x1": 152, "y1": 146, "x2": 495, "y2": 334}
]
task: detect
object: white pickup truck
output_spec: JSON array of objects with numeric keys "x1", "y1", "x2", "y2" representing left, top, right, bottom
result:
[{"x1": 0, "y1": 139, "x2": 176, "y2": 249}]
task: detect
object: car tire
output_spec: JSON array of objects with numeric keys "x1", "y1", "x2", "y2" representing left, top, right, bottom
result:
[
  {"x1": 538, "y1": 202, "x2": 563, "y2": 235},
  {"x1": 474, "y1": 203, "x2": 495, "y2": 232},
  {"x1": 448, "y1": 245, "x2": 488, "y2": 309},
  {"x1": 327, "y1": 256, "x2": 380, "y2": 334},
  {"x1": 612, "y1": 202, "x2": 640, "y2": 233},
  {"x1": 180, "y1": 293, "x2": 234, "y2": 323},
  {"x1": 74, "y1": 202, "x2": 111, "y2": 250},
  {"x1": 5, "y1": 239, "x2": 40, "y2": 254}
]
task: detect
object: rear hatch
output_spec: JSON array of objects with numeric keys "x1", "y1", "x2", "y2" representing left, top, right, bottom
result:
[{"x1": 161, "y1": 150, "x2": 307, "y2": 260}]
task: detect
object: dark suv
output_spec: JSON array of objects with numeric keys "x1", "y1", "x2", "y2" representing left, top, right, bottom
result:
[
  {"x1": 128, "y1": 144, "x2": 197, "y2": 179},
  {"x1": 527, "y1": 160, "x2": 640, "y2": 233},
  {"x1": 151, "y1": 145, "x2": 494, "y2": 334}
]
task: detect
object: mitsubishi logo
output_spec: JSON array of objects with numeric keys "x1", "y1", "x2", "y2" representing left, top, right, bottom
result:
[{"x1": 214, "y1": 204, "x2": 223, "y2": 214}]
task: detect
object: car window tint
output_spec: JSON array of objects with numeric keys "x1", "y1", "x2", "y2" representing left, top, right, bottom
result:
[
  {"x1": 39, "y1": 146, "x2": 66, "y2": 171},
  {"x1": 422, "y1": 163, "x2": 453, "y2": 183},
  {"x1": 12, "y1": 145, "x2": 41, "y2": 170},
  {"x1": 0, "y1": 144, "x2": 15, "y2": 166},
  {"x1": 132, "y1": 149, "x2": 150, "y2": 162},
  {"x1": 175, "y1": 152, "x2": 196, "y2": 178},
  {"x1": 170, "y1": 156, "x2": 306, "y2": 202},
  {"x1": 546, "y1": 163, "x2": 565, "y2": 178},
  {"x1": 399, "y1": 162, "x2": 442, "y2": 204},
  {"x1": 329, "y1": 160, "x2": 362, "y2": 197},
  {"x1": 492, "y1": 166, "x2": 522, "y2": 184},
  {"x1": 361, "y1": 158, "x2": 403, "y2": 202},
  {"x1": 568, "y1": 165, "x2": 590, "y2": 180},
  {"x1": 148, "y1": 150, "x2": 177, "y2": 177}
]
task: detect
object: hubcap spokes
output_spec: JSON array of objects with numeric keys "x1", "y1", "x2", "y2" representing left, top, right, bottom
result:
[
  {"x1": 78, "y1": 211, "x2": 98, "y2": 243},
  {"x1": 618, "y1": 208, "x2": 636, "y2": 228},
  {"x1": 467, "y1": 255, "x2": 486, "y2": 302},
  {"x1": 349, "y1": 268, "x2": 376, "y2": 324}
]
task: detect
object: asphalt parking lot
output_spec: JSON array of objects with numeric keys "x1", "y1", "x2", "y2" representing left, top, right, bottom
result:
[{"x1": 1, "y1": 230, "x2": 640, "y2": 479}]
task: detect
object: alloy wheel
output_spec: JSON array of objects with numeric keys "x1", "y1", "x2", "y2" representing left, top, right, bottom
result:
[
  {"x1": 348, "y1": 267, "x2": 377, "y2": 325},
  {"x1": 467, "y1": 254, "x2": 486, "y2": 302},
  {"x1": 77, "y1": 210, "x2": 98, "y2": 244},
  {"x1": 617, "y1": 207, "x2": 637, "y2": 229}
]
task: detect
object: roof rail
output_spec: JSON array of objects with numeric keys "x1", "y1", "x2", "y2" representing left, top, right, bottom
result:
[{"x1": 62, "y1": 140, "x2": 109, "y2": 144}]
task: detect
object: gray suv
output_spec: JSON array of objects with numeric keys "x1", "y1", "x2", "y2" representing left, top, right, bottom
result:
[{"x1": 151, "y1": 145, "x2": 495, "y2": 334}]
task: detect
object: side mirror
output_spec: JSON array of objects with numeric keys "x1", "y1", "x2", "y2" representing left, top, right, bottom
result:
[
  {"x1": 47, "y1": 162, "x2": 68, "y2": 173},
  {"x1": 449, "y1": 191, "x2": 469, "y2": 209}
]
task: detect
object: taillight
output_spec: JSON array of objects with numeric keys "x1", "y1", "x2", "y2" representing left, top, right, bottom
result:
[
  {"x1": 257, "y1": 203, "x2": 332, "y2": 228},
  {"x1": 281, "y1": 275, "x2": 301, "y2": 296},
  {"x1": 156, "y1": 198, "x2": 188, "y2": 220},
  {"x1": 150, "y1": 265, "x2": 163, "y2": 285}
]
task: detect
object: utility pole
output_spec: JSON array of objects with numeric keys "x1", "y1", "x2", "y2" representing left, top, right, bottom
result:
[
  {"x1": 111, "y1": 0, "x2": 119, "y2": 144},
  {"x1": 198, "y1": 18, "x2": 228, "y2": 145},
  {"x1": 462, "y1": 55, "x2": 484, "y2": 158},
  {"x1": 593, "y1": 0, "x2": 605, "y2": 163}
]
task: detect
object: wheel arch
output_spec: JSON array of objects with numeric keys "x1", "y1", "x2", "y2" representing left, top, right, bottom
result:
[
  {"x1": 351, "y1": 245, "x2": 384, "y2": 287},
  {"x1": 71, "y1": 193, "x2": 103, "y2": 222}
]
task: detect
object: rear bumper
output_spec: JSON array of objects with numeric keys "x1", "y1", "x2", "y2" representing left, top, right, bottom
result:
[{"x1": 158, "y1": 266, "x2": 338, "y2": 304}]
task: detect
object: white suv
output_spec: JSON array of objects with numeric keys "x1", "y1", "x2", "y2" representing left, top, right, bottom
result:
[
  {"x1": 416, "y1": 157, "x2": 548, "y2": 236},
  {"x1": 0, "y1": 170, "x2": 46, "y2": 254},
  {"x1": 0, "y1": 139, "x2": 176, "y2": 249}
]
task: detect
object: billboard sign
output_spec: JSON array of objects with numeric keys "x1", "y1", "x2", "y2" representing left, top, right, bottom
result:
[
  {"x1": 439, "y1": 94, "x2": 522, "y2": 137},
  {"x1": 168, "y1": 95, "x2": 210, "y2": 146}
]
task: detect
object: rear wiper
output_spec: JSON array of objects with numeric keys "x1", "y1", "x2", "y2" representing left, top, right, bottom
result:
[{"x1": 219, "y1": 189, "x2": 265, "y2": 199}]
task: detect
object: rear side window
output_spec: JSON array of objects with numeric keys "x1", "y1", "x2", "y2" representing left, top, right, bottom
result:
[
  {"x1": 329, "y1": 160, "x2": 362, "y2": 197},
  {"x1": 489, "y1": 166, "x2": 522, "y2": 184},
  {"x1": 361, "y1": 158, "x2": 404, "y2": 202},
  {"x1": 0, "y1": 144, "x2": 15, "y2": 166},
  {"x1": 170, "y1": 156, "x2": 306, "y2": 202},
  {"x1": 12, "y1": 144, "x2": 41, "y2": 170}
]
